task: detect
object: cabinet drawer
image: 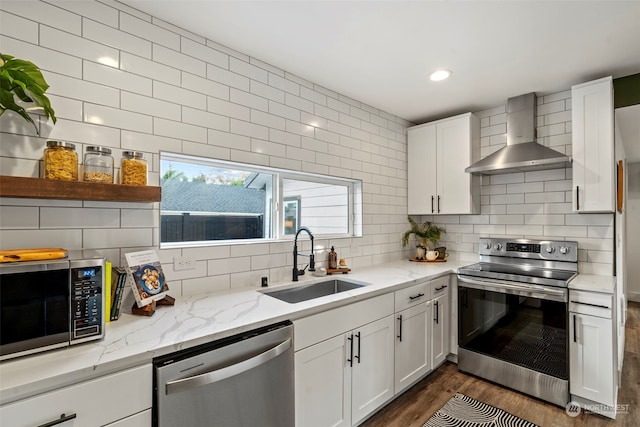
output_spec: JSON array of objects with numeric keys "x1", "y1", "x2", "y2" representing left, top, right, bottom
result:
[
  {"x1": 569, "y1": 290, "x2": 612, "y2": 318},
  {"x1": 430, "y1": 276, "x2": 449, "y2": 299},
  {"x1": 106, "y1": 409, "x2": 152, "y2": 427},
  {"x1": 0, "y1": 364, "x2": 152, "y2": 427},
  {"x1": 294, "y1": 293, "x2": 394, "y2": 351},
  {"x1": 395, "y1": 282, "x2": 429, "y2": 312}
]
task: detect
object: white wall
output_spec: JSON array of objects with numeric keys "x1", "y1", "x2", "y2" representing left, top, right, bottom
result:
[
  {"x1": 423, "y1": 91, "x2": 615, "y2": 275},
  {"x1": 627, "y1": 162, "x2": 640, "y2": 302},
  {"x1": 0, "y1": 0, "x2": 410, "y2": 294}
]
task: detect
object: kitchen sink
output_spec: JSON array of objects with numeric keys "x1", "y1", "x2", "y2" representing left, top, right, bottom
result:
[{"x1": 263, "y1": 279, "x2": 365, "y2": 304}]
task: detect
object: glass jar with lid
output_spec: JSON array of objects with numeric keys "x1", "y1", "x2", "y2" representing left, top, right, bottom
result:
[
  {"x1": 83, "y1": 146, "x2": 114, "y2": 183},
  {"x1": 120, "y1": 151, "x2": 147, "y2": 186},
  {"x1": 44, "y1": 141, "x2": 78, "y2": 181}
]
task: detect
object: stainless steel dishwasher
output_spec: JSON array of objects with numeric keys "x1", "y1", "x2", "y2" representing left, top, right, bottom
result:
[{"x1": 153, "y1": 321, "x2": 294, "y2": 427}]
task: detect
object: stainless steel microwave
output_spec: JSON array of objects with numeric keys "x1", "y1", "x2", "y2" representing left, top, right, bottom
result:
[{"x1": 0, "y1": 252, "x2": 106, "y2": 361}]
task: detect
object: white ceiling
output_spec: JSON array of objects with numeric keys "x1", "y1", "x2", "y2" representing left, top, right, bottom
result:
[
  {"x1": 121, "y1": 0, "x2": 640, "y2": 161},
  {"x1": 122, "y1": 0, "x2": 640, "y2": 124}
]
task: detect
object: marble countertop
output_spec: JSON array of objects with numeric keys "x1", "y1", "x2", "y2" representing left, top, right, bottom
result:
[
  {"x1": 568, "y1": 273, "x2": 616, "y2": 294},
  {"x1": 0, "y1": 260, "x2": 466, "y2": 405}
]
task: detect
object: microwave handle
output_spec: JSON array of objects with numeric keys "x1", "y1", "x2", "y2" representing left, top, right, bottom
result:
[{"x1": 38, "y1": 413, "x2": 77, "y2": 427}]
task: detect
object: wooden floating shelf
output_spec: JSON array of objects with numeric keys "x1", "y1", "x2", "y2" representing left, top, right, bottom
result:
[{"x1": 0, "y1": 175, "x2": 161, "y2": 203}]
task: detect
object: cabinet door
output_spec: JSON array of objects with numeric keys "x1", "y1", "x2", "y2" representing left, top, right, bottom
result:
[
  {"x1": 105, "y1": 410, "x2": 151, "y2": 427},
  {"x1": 571, "y1": 76, "x2": 614, "y2": 213},
  {"x1": 569, "y1": 312, "x2": 615, "y2": 406},
  {"x1": 394, "y1": 302, "x2": 431, "y2": 394},
  {"x1": 431, "y1": 293, "x2": 450, "y2": 367},
  {"x1": 351, "y1": 316, "x2": 395, "y2": 425},
  {"x1": 295, "y1": 334, "x2": 351, "y2": 427},
  {"x1": 408, "y1": 124, "x2": 437, "y2": 214},
  {"x1": 0, "y1": 364, "x2": 151, "y2": 427},
  {"x1": 437, "y1": 116, "x2": 473, "y2": 214}
]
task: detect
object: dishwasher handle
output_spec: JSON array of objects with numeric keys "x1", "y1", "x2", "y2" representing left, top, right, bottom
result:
[{"x1": 165, "y1": 338, "x2": 292, "y2": 395}]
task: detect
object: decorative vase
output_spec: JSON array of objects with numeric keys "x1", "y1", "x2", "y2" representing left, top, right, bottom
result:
[{"x1": 415, "y1": 245, "x2": 426, "y2": 260}]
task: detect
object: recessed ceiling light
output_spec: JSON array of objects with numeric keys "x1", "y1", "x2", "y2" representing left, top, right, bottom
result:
[{"x1": 429, "y1": 69, "x2": 452, "y2": 81}]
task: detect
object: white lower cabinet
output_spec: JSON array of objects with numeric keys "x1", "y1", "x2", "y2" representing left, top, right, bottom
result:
[
  {"x1": 0, "y1": 364, "x2": 152, "y2": 427},
  {"x1": 394, "y1": 302, "x2": 431, "y2": 394},
  {"x1": 569, "y1": 290, "x2": 618, "y2": 418},
  {"x1": 431, "y1": 291, "x2": 449, "y2": 368},
  {"x1": 294, "y1": 294, "x2": 395, "y2": 427}
]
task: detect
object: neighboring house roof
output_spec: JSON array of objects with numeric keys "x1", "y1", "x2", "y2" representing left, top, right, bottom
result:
[{"x1": 161, "y1": 180, "x2": 265, "y2": 214}]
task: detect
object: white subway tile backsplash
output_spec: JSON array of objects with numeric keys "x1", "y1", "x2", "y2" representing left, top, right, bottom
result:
[
  {"x1": 206, "y1": 129, "x2": 250, "y2": 150},
  {"x1": 154, "y1": 81, "x2": 207, "y2": 110},
  {"x1": 47, "y1": 72, "x2": 119, "y2": 107},
  {"x1": 0, "y1": 2, "x2": 614, "y2": 291},
  {"x1": 183, "y1": 140, "x2": 230, "y2": 160},
  {"x1": 207, "y1": 64, "x2": 250, "y2": 91},
  {"x1": 122, "y1": 131, "x2": 182, "y2": 154},
  {"x1": 122, "y1": 92, "x2": 180, "y2": 120},
  {"x1": 230, "y1": 119, "x2": 268, "y2": 140},
  {"x1": 120, "y1": 13, "x2": 180, "y2": 50},
  {"x1": 183, "y1": 107, "x2": 230, "y2": 132},
  {"x1": 83, "y1": 61, "x2": 152, "y2": 96},
  {"x1": 120, "y1": 52, "x2": 180, "y2": 85},
  {"x1": 0, "y1": 11, "x2": 38, "y2": 43},
  {"x1": 268, "y1": 73, "x2": 299, "y2": 95},
  {"x1": 153, "y1": 44, "x2": 205, "y2": 77},
  {"x1": 182, "y1": 72, "x2": 229, "y2": 101},
  {"x1": 230, "y1": 57, "x2": 267, "y2": 83},
  {"x1": 40, "y1": 207, "x2": 119, "y2": 228},
  {"x1": 181, "y1": 37, "x2": 229, "y2": 69},
  {"x1": 46, "y1": 118, "x2": 121, "y2": 147},
  {"x1": 252, "y1": 138, "x2": 285, "y2": 157},
  {"x1": 83, "y1": 18, "x2": 151, "y2": 58},
  {"x1": 0, "y1": 206, "x2": 38, "y2": 229},
  {"x1": 85, "y1": 103, "x2": 152, "y2": 133},
  {"x1": 1, "y1": 35, "x2": 82, "y2": 78},
  {"x1": 251, "y1": 109, "x2": 285, "y2": 131},
  {"x1": 45, "y1": 95, "x2": 83, "y2": 121},
  {"x1": 83, "y1": 228, "x2": 152, "y2": 249},
  {"x1": 269, "y1": 101, "x2": 301, "y2": 122},
  {"x1": 566, "y1": 213, "x2": 613, "y2": 226},
  {"x1": 41, "y1": 26, "x2": 118, "y2": 66},
  {"x1": 0, "y1": 229, "x2": 82, "y2": 250},
  {"x1": 230, "y1": 88, "x2": 268, "y2": 111},
  {"x1": 250, "y1": 80, "x2": 284, "y2": 103},
  {"x1": 154, "y1": 117, "x2": 207, "y2": 143},
  {"x1": 2, "y1": 1, "x2": 81, "y2": 34},
  {"x1": 209, "y1": 97, "x2": 250, "y2": 121}
]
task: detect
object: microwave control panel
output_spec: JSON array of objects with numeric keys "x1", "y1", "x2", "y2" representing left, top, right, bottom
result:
[{"x1": 72, "y1": 266, "x2": 103, "y2": 338}]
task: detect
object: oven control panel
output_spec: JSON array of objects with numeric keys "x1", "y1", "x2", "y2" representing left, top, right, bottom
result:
[{"x1": 478, "y1": 237, "x2": 577, "y2": 262}]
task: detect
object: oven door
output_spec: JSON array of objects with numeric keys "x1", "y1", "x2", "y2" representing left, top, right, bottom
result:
[{"x1": 457, "y1": 275, "x2": 568, "y2": 379}]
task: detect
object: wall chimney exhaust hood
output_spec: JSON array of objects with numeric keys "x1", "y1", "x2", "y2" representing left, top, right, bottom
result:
[{"x1": 465, "y1": 92, "x2": 571, "y2": 175}]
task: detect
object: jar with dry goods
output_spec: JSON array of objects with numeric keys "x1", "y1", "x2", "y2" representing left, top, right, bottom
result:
[
  {"x1": 44, "y1": 141, "x2": 78, "y2": 181},
  {"x1": 83, "y1": 146, "x2": 114, "y2": 183},
  {"x1": 120, "y1": 151, "x2": 147, "y2": 186}
]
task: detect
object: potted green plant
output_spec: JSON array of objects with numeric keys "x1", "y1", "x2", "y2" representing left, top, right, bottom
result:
[
  {"x1": 0, "y1": 52, "x2": 56, "y2": 135},
  {"x1": 402, "y1": 217, "x2": 444, "y2": 259}
]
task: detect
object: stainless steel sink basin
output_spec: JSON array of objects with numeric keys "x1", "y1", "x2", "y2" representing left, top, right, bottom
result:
[{"x1": 263, "y1": 279, "x2": 365, "y2": 303}]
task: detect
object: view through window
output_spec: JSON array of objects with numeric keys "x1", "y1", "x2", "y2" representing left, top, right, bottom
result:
[{"x1": 160, "y1": 152, "x2": 361, "y2": 246}]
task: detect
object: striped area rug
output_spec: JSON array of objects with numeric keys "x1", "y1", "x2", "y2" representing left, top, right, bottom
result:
[{"x1": 423, "y1": 393, "x2": 539, "y2": 427}]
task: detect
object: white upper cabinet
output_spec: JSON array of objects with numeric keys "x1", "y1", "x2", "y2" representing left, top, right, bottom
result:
[
  {"x1": 408, "y1": 113, "x2": 480, "y2": 215},
  {"x1": 571, "y1": 76, "x2": 614, "y2": 213}
]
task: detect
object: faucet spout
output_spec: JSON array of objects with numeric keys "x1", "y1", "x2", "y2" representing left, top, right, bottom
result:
[{"x1": 293, "y1": 226, "x2": 315, "y2": 281}]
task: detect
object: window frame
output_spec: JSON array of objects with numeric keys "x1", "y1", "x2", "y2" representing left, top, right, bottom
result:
[{"x1": 159, "y1": 151, "x2": 361, "y2": 249}]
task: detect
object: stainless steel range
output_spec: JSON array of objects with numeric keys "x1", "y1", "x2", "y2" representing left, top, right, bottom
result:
[{"x1": 457, "y1": 237, "x2": 578, "y2": 407}]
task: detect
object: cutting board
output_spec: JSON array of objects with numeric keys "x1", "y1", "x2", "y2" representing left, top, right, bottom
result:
[{"x1": 0, "y1": 248, "x2": 68, "y2": 263}]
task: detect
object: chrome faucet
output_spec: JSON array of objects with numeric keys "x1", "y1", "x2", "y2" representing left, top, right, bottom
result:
[{"x1": 293, "y1": 226, "x2": 315, "y2": 281}]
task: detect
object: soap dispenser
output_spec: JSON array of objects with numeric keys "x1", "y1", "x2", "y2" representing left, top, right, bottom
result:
[{"x1": 328, "y1": 246, "x2": 338, "y2": 269}]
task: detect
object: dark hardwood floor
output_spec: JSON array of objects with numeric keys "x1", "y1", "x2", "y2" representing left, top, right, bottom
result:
[{"x1": 362, "y1": 301, "x2": 639, "y2": 427}]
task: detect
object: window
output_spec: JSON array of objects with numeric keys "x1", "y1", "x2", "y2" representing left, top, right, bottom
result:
[{"x1": 160, "y1": 152, "x2": 362, "y2": 247}]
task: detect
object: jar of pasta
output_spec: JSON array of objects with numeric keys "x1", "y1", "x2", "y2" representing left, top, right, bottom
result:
[
  {"x1": 120, "y1": 151, "x2": 147, "y2": 186},
  {"x1": 83, "y1": 146, "x2": 114, "y2": 183},
  {"x1": 44, "y1": 141, "x2": 78, "y2": 181}
]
